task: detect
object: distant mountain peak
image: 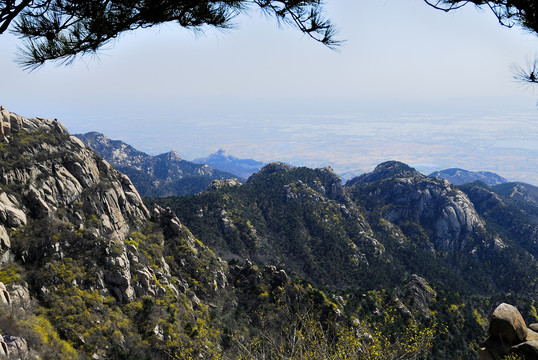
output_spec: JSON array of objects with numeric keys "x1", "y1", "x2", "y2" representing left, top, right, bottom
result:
[
  {"x1": 158, "y1": 150, "x2": 182, "y2": 161},
  {"x1": 193, "y1": 150, "x2": 265, "y2": 179},
  {"x1": 214, "y1": 148, "x2": 230, "y2": 157},
  {"x1": 347, "y1": 161, "x2": 422, "y2": 185},
  {"x1": 429, "y1": 168, "x2": 507, "y2": 186}
]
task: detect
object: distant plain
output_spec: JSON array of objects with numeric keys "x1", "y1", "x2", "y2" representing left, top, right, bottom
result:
[{"x1": 65, "y1": 107, "x2": 538, "y2": 185}]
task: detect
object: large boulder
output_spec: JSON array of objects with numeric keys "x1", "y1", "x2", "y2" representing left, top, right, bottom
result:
[
  {"x1": 480, "y1": 303, "x2": 538, "y2": 359},
  {"x1": 489, "y1": 303, "x2": 528, "y2": 346}
]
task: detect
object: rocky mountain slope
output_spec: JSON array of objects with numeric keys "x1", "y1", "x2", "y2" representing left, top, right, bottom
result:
[
  {"x1": 0, "y1": 108, "x2": 354, "y2": 359},
  {"x1": 156, "y1": 161, "x2": 516, "y2": 292},
  {"x1": 0, "y1": 108, "x2": 448, "y2": 359},
  {"x1": 193, "y1": 149, "x2": 264, "y2": 179},
  {"x1": 153, "y1": 160, "x2": 538, "y2": 358},
  {"x1": 75, "y1": 132, "x2": 238, "y2": 197},
  {"x1": 3, "y1": 106, "x2": 538, "y2": 359},
  {"x1": 493, "y1": 181, "x2": 538, "y2": 206},
  {"x1": 429, "y1": 168, "x2": 507, "y2": 186}
]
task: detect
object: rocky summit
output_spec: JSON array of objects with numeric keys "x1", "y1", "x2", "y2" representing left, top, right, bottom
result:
[{"x1": 0, "y1": 107, "x2": 149, "y2": 241}]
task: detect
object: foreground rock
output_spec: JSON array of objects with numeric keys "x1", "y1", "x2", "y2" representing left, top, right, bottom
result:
[{"x1": 480, "y1": 303, "x2": 538, "y2": 359}]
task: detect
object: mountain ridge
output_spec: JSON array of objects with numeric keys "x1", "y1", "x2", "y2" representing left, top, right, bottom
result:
[
  {"x1": 75, "y1": 132, "x2": 239, "y2": 197},
  {"x1": 429, "y1": 168, "x2": 507, "y2": 186}
]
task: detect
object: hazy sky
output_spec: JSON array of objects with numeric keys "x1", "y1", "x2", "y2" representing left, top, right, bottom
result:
[{"x1": 1, "y1": 0, "x2": 537, "y2": 182}]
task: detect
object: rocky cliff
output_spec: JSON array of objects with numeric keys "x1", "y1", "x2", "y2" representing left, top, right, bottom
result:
[
  {"x1": 0, "y1": 107, "x2": 149, "y2": 242},
  {"x1": 0, "y1": 108, "x2": 229, "y2": 358},
  {"x1": 348, "y1": 161, "x2": 493, "y2": 254}
]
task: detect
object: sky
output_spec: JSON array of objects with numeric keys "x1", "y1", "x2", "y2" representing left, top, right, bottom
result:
[{"x1": 1, "y1": 0, "x2": 537, "y2": 183}]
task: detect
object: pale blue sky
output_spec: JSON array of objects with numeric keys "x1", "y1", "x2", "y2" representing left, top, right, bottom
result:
[{"x1": 1, "y1": 0, "x2": 537, "y2": 182}]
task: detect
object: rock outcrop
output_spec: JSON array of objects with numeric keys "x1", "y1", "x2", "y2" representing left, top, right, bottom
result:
[
  {"x1": 347, "y1": 161, "x2": 490, "y2": 253},
  {"x1": 480, "y1": 303, "x2": 538, "y2": 359},
  {"x1": 0, "y1": 108, "x2": 149, "y2": 243},
  {"x1": 207, "y1": 178, "x2": 242, "y2": 191},
  {"x1": 0, "y1": 282, "x2": 10, "y2": 305},
  {"x1": 404, "y1": 274, "x2": 436, "y2": 317}
]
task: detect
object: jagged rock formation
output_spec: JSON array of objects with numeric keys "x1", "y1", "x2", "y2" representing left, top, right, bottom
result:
[
  {"x1": 193, "y1": 148, "x2": 264, "y2": 179},
  {"x1": 0, "y1": 108, "x2": 149, "y2": 242},
  {"x1": 75, "y1": 132, "x2": 238, "y2": 196},
  {"x1": 347, "y1": 161, "x2": 491, "y2": 254},
  {"x1": 480, "y1": 303, "x2": 538, "y2": 359},
  {"x1": 403, "y1": 274, "x2": 437, "y2": 317},
  {"x1": 429, "y1": 168, "x2": 507, "y2": 186}
]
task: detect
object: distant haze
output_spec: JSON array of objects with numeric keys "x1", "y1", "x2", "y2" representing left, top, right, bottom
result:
[{"x1": 1, "y1": 1, "x2": 537, "y2": 184}]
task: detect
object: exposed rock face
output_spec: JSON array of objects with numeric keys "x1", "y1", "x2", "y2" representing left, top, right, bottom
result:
[
  {"x1": 348, "y1": 161, "x2": 487, "y2": 253},
  {"x1": 0, "y1": 193, "x2": 27, "y2": 227},
  {"x1": 104, "y1": 240, "x2": 136, "y2": 302},
  {"x1": 480, "y1": 303, "x2": 538, "y2": 359},
  {"x1": 404, "y1": 274, "x2": 436, "y2": 317},
  {"x1": 0, "y1": 106, "x2": 13, "y2": 140},
  {"x1": 0, "y1": 108, "x2": 155, "y2": 307},
  {"x1": 207, "y1": 178, "x2": 242, "y2": 191},
  {"x1": 489, "y1": 303, "x2": 528, "y2": 345},
  {"x1": 151, "y1": 205, "x2": 228, "y2": 294},
  {"x1": 315, "y1": 166, "x2": 345, "y2": 200},
  {"x1": 0, "y1": 225, "x2": 9, "y2": 250},
  {"x1": 0, "y1": 336, "x2": 7, "y2": 357},
  {"x1": 0, "y1": 282, "x2": 10, "y2": 305},
  {"x1": 0, "y1": 108, "x2": 149, "y2": 241}
]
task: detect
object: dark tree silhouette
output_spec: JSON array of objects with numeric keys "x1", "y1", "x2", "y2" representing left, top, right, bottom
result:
[
  {"x1": 0, "y1": 0, "x2": 340, "y2": 70},
  {"x1": 425, "y1": 0, "x2": 538, "y2": 85}
]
